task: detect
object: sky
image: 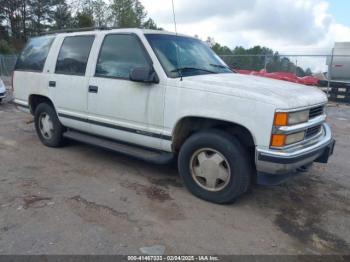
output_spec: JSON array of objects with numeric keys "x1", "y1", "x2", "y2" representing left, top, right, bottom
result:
[
  {"x1": 140, "y1": 0, "x2": 350, "y2": 71},
  {"x1": 328, "y1": 0, "x2": 350, "y2": 27}
]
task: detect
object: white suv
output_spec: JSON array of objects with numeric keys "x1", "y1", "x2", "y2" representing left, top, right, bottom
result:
[{"x1": 13, "y1": 28, "x2": 335, "y2": 203}]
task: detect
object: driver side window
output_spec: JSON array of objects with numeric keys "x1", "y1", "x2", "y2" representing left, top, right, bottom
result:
[{"x1": 95, "y1": 34, "x2": 150, "y2": 79}]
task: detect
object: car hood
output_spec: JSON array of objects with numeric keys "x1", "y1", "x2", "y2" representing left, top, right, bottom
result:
[{"x1": 180, "y1": 73, "x2": 328, "y2": 109}]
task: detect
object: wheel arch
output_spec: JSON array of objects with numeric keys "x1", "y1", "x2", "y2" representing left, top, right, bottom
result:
[
  {"x1": 171, "y1": 116, "x2": 256, "y2": 153},
  {"x1": 28, "y1": 94, "x2": 55, "y2": 115}
]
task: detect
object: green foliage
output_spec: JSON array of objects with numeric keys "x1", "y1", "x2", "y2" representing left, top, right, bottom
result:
[
  {"x1": 91, "y1": 0, "x2": 109, "y2": 27},
  {"x1": 212, "y1": 40, "x2": 312, "y2": 75},
  {"x1": 111, "y1": 0, "x2": 135, "y2": 27},
  {"x1": 75, "y1": 9, "x2": 95, "y2": 28},
  {"x1": 3, "y1": 0, "x2": 306, "y2": 76},
  {"x1": 305, "y1": 68, "x2": 312, "y2": 76},
  {"x1": 134, "y1": 0, "x2": 147, "y2": 26},
  {"x1": 143, "y1": 18, "x2": 162, "y2": 30},
  {"x1": 110, "y1": 0, "x2": 159, "y2": 28},
  {"x1": 53, "y1": 0, "x2": 73, "y2": 30},
  {"x1": 0, "y1": 40, "x2": 16, "y2": 54},
  {"x1": 28, "y1": 0, "x2": 54, "y2": 35},
  {"x1": 0, "y1": 0, "x2": 161, "y2": 48}
]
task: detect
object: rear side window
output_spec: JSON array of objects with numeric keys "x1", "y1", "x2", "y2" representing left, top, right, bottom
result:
[
  {"x1": 55, "y1": 35, "x2": 95, "y2": 76},
  {"x1": 15, "y1": 36, "x2": 54, "y2": 72},
  {"x1": 95, "y1": 34, "x2": 150, "y2": 79}
]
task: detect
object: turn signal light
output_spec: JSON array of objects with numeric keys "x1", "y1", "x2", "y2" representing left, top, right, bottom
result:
[
  {"x1": 274, "y1": 112, "x2": 288, "y2": 126},
  {"x1": 271, "y1": 134, "x2": 286, "y2": 147}
]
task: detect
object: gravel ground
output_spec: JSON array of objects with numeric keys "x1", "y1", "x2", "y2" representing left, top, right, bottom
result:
[{"x1": 0, "y1": 97, "x2": 349, "y2": 255}]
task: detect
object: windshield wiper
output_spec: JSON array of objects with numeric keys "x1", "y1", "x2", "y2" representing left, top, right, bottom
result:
[
  {"x1": 209, "y1": 63, "x2": 229, "y2": 69},
  {"x1": 171, "y1": 67, "x2": 217, "y2": 74}
]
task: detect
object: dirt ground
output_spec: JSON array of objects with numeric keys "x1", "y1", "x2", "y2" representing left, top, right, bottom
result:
[{"x1": 0, "y1": 95, "x2": 349, "y2": 255}]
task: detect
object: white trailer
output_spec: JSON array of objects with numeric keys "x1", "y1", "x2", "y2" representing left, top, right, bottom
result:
[{"x1": 327, "y1": 42, "x2": 350, "y2": 83}]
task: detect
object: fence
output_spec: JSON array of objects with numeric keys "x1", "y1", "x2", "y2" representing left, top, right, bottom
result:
[
  {"x1": 219, "y1": 54, "x2": 350, "y2": 104},
  {"x1": 0, "y1": 55, "x2": 17, "y2": 77},
  {"x1": 0, "y1": 55, "x2": 17, "y2": 89},
  {"x1": 0, "y1": 53, "x2": 349, "y2": 103}
]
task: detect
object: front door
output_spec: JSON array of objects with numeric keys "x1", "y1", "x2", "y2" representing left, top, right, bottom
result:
[{"x1": 87, "y1": 33, "x2": 165, "y2": 150}]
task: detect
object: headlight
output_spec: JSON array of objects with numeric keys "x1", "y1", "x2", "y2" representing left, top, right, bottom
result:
[
  {"x1": 285, "y1": 131, "x2": 305, "y2": 145},
  {"x1": 274, "y1": 110, "x2": 309, "y2": 126},
  {"x1": 288, "y1": 111, "x2": 309, "y2": 125}
]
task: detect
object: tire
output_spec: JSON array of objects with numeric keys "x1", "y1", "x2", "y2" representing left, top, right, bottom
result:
[
  {"x1": 34, "y1": 103, "x2": 64, "y2": 147},
  {"x1": 178, "y1": 129, "x2": 252, "y2": 204}
]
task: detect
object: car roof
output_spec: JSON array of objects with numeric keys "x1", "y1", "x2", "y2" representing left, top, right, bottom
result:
[{"x1": 46, "y1": 28, "x2": 189, "y2": 38}]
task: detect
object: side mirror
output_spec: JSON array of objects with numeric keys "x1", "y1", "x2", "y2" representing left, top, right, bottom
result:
[{"x1": 130, "y1": 67, "x2": 159, "y2": 84}]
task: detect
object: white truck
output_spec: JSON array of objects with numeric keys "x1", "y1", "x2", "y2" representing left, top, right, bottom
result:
[{"x1": 13, "y1": 28, "x2": 335, "y2": 204}]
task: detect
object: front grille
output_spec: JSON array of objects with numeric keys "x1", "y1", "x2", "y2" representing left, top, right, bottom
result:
[
  {"x1": 309, "y1": 106, "x2": 324, "y2": 118},
  {"x1": 305, "y1": 125, "x2": 322, "y2": 139},
  {"x1": 0, "y1": 92, "x2": 5, "y2": 97}
]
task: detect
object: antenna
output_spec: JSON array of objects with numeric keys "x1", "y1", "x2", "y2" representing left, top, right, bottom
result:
[
  {"x1": 171, "y1": 0, "x2": 178, "y2": 35},
  {"x1": 171, "y1": 0, "x2": 182, "y2": 80}
]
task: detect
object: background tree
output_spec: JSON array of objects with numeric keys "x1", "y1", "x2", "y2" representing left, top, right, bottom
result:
[
  {"x1": 211, "y1": 39, "x2": 312, "y2": 75},
  {"x1": 0, "y1": 0, "x2": 162, "y2": 48},
  {"x1": 111, "y1": 0, "x2": 136, "y2": 27},
  {"x1": 305, "y1": 68, "x2": 312, "y2": 76},
  {"x1": 92, "y1": 0, "x2": 109, "y2": 27},
  {"x1": 75, "y1": 9, "x2": 94, "y2": 28},
  {"x1": 143, "y1": 18, "x2": 162, "y2": 30},
  {"x1": 28, "y1": 0, "x2": 53, "y2": 35},
  {"x1": 0, "y1": 0, "x2": 23, "y2": 40},
  {"x1": 0, "y1": 39, "x2": 16, "y2": 54},
  {"x1": 134, "y1": 0, "x2": 146, "y2": 26},
  {"x1": 53, "y1": 0, "x2": 73, "y2": 30}
]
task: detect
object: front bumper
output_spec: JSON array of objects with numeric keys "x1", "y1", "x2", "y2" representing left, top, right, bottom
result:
[{"x1": 256, "y1": 123, "x2": 335, "y2": 175}]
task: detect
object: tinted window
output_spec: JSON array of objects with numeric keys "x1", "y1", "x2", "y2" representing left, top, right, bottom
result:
[
  {"x1": 15, "y1": 36, "x2": 54, "y2": 72},
  {"x1": 55, "y1": 35, "x2": 94, "y2": 75},
  {"x1": 96, "y1": 34, "x2": 150, "y2": 79}
]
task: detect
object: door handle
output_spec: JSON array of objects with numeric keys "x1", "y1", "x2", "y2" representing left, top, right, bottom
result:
[
  {"x1": 88, "y1": 85, "x2": 98, "y2": 93},
  {"x1": 49, "y1": 81, "x2": 56, "y2": 87}
]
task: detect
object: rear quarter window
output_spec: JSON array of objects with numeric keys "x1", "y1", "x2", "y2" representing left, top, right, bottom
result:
[{"x1": 15, "y1": 36, "x2": 55, "y2": 72}]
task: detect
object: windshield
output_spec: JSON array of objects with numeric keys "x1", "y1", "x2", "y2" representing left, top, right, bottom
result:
[{"x1": 145, "y1": 34, "x2": 233, "y2": 78}]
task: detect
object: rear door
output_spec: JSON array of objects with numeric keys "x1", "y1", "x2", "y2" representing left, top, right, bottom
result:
[{"x1": 48, "y1": 35, "x2": 95, "y2": 131}]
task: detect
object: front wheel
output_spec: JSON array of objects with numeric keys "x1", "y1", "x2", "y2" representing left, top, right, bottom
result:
[
  {"x1": 178, "y1": 129, "x2": 252, "y2": 204},
  {"x1": 34, "y1": 103, "x2": 64, "y2": 147}
]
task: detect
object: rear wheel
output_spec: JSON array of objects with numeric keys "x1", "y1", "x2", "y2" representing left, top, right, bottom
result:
[
  {"x1": 34, "y1": 103, "x2": 64, "y2": 147},
  {"x1": 178, "y1": 129, "x2": 252, "y2": 204}
]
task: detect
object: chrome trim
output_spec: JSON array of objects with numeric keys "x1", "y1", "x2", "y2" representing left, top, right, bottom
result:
[
  {"x1": 258, "y1": 123, "x2": 332, "y2": 159},
  {"x1": 273, "y1": 114, "x2": 326, "y2": 134},
  {"x1": 256, "y1": 123, "x2": 333, "y2": 174},
  {"x1": 271, "y1": 127, "x2": 323, "y2": 150}
]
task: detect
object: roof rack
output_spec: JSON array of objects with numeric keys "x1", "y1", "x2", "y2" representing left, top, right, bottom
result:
[{"x1": 41, "y1": 26, "x2": 121, "y2": 35}]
